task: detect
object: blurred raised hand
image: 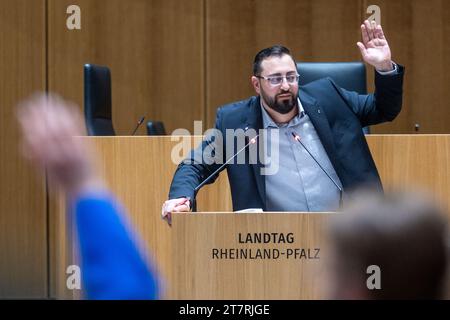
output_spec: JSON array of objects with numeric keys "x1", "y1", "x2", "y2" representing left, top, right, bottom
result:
[{"x1": 16, "y1": 93, "x2": 104, "y2": 197}]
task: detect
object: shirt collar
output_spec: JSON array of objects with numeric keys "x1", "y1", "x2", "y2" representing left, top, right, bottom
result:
[{"x1": 260, "y1": 97, "x2": 305, "y2": 129}]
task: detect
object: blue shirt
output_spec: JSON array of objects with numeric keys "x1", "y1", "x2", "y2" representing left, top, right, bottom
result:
[{"x1": 74, "y1": 194, "x2": 159, "y2": 299}]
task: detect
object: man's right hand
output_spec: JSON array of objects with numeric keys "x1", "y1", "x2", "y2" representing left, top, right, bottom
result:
[{"x1": 161, "y1": 197, "x2": 191, "y2": 226}]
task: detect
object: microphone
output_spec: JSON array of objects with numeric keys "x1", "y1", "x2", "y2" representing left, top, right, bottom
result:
[
  {"x1": 290, "y1": 131, "x2": 343, "y2": 209},
  {"x1": 190, "y1": 131, "x2": 259, "y2": 212},
  {"x1": 131, "y1": 115, "x2": 146, "y2": 136}
]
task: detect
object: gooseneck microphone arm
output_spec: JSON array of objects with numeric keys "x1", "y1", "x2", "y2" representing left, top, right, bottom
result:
[
  {"x1": 290, "y1": 131, "x2": 343, "y2": 210},
  {"x1": 131, "y1": 116, "x2": 146, "y2": 136},
  {"x1": 190, "y1": 134, "x2": 259, "y2": 212}
]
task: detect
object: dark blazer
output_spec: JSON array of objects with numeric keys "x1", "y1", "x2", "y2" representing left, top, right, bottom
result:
[{"x1": 169, "y1": 65, "x2": 404, "y2": 211}]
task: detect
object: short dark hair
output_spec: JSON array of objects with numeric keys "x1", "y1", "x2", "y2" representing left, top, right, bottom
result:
[{"x1": 253, "y1": 45, "x2": 296, "y2": 76}]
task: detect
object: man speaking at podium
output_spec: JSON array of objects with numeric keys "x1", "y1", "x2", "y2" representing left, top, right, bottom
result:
[{"x1": 162, "y1": 20, "x2": 404, "y2": 223}]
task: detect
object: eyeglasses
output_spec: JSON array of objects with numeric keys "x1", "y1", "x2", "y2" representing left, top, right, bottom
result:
[{"x1": 256, "y1": 74, "x2": 300, "y2": 86}]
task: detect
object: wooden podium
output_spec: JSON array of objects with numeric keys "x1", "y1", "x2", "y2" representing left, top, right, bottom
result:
[
  {"x1": 49, "y1": 135, "x2": 450, "y2": 299},
  {"x1": 171, "y1": 212, "x2": 333, "y2": 299}
]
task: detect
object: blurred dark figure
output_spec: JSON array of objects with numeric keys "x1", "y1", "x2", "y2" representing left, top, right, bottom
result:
[
  {"x1": 327, "y1": 191, "x2": 448, "y2": 299},
  {"x1": 16, "y1": 93, "x2": 159, "y2": 299}
]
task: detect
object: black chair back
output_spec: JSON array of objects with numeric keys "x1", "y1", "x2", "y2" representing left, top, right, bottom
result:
[
  {"x1": 84, "y1": 64, "x2": 115, "y2": 136},
  {"x1": 146, "y1": 121, "x2": 166, "y2": 136},
  {"x1": 297, "y1": 62, "x2": 369, "y2": 133},
  {"x1": 297, "y1": 62, "x2": 367, "y2": 93}
]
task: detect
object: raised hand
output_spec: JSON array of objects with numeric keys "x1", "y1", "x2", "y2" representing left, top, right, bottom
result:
[
  {"x1": 357, "y1": 20, "x2": 393, "y2": 72},
  {"x1": 16, "y1": 93, "x2": 104, "y2": 197}
]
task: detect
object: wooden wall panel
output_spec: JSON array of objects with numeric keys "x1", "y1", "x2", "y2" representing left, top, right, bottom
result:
[
  {"x1": 48, "y1": 0, "x2": 204, "y2": 135},
  {"x1": 408, "y1": 0, "x2": 450, "y2": 134},
  {"x1": 0, "y1": 0, "x2": 47, "y2": 298},
  {"x1": 361, "y1": 0, "x2": 413, "y2": 134},
  {"x1": 362, "y1": 0, "x2": 450, "y2": 134},
  {"x1": 333, "y1": 0, "x2": 450, "y2": 134}
]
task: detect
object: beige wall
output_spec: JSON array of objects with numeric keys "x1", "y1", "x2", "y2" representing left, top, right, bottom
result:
[{"x1": 1, "y1": 0, "x2": 449, "y2": 298}]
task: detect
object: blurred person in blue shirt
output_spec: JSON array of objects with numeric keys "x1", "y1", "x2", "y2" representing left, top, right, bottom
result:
[{"x1": 17, "y1": 93, "x2": 159, "y2": 299}]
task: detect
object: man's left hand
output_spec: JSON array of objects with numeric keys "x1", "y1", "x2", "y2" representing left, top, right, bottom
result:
[{"x1": 357, "y1": 20, "x2": 393, "y2": 72}]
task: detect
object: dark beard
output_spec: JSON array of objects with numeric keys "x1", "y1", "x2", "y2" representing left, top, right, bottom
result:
[{"x1": 261, "y1": 90, "x2": 297, "y2": 114}]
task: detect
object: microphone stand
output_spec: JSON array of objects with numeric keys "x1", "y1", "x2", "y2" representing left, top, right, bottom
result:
[
  {"x1": 190, "y1": 134, "x2": 259, "y2": 212},
  {"x1": 291, "y1": 132, "x2": 343, "y2": 210},
  {"x1": 131, "y1": 116, "x2": 146, "y2": 136}
]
